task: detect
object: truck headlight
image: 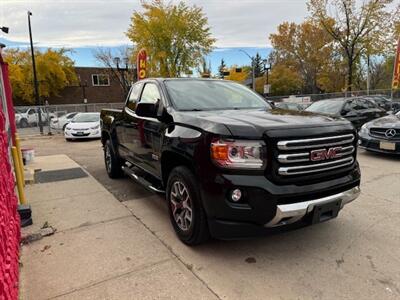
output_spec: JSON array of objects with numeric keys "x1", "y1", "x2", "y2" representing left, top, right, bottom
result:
[{"x1": 211, "y1": 139, "x2": 265, "y2": 169}]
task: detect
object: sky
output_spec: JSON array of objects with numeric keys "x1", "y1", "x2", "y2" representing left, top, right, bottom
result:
[{"x1": 0, "y1": 0, "x2": 310, "y2": 71}]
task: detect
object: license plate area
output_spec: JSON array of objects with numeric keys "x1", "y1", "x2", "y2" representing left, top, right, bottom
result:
[
  {"x1": 311, "y1": 200, "x2": 341, "y2": 224},
  {"x1": 380, "y1": 142, "x2": 395, "y2": 151}
]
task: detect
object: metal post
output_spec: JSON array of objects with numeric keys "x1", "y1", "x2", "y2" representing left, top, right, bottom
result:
[
  {"x1": 366, "y1": 54, "x2": 370, "y2": 95},
  {"x1": 27, "y1": 11, "x2": 43, "y2": 134},
  {"x1": 252, "y1": 59, "x2": 255, "y2": 91}
]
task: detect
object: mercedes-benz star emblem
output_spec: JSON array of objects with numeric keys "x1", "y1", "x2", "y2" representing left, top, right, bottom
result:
[{"x1": 385, "y1": 128, "x2": 397, "y2": 138}]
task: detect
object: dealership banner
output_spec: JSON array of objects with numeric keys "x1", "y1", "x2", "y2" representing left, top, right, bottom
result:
[
  {"x1": 137, "y1": 49, "x2": 147, "y2": 80},
  {"x1": 392, "y1": 38, "x2": 400, "y2": 90}
]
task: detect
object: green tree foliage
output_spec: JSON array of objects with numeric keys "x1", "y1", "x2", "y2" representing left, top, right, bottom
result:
[
  {"x1": 218, "y1": 59, "x2": 227, "y2": 78},
  {"x1": 4, "y1": 48, "x2": 77, "y2": 104},
  {"x1": 126, "y1": 0, "x2": 215, "y2": 77},
  {"x1": 253, "y1": 53, "x2": 264, "y2": 78},
  {"x1": 308, "y1": 0, "x2": 397, "y2": 91}
]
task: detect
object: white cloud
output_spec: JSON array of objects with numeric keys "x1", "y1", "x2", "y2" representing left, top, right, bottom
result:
[{"x1": 0, "y1": 0, "x2": 309, "y2": 48}]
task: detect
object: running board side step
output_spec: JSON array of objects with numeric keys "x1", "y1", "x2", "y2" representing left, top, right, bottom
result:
[{"x1": 121, "y1": 165, "x2": 165, "y2": 194}]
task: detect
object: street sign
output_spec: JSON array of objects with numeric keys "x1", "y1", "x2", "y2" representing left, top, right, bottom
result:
[
  {"x1": 264, "y1": 84, "x2": 271, "y2": 94},
  {"x1": 137, "y1": 49, "x2": 147, "y2": 80}
]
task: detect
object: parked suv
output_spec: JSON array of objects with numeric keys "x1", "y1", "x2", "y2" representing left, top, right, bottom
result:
[{"x1": 101, "y1": 79, "x2": 361, "y2": 245}]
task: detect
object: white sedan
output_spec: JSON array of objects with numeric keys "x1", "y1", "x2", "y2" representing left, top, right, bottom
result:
[
  {"x1": 64, "y1": 112, "x2": 101, "y2": 141},
  {"x1": 50, "y1": 112, "x2": 78, "y2": 131}
]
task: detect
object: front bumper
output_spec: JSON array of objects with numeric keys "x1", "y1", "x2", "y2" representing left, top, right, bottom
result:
[
  {"x1": 359, "y1": 134, "x2": 400, "y2": 154},
  {"x1": 64, "y1": 129, "x2": 101, "y2": 139},
  {"x1": 265, "y1": 186, "x2": 360, "y2": 227}
]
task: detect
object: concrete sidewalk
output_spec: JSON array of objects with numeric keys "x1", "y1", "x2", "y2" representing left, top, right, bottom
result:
[{"x1": 20, "y1": 155, "x2": 217, "y2": 300}]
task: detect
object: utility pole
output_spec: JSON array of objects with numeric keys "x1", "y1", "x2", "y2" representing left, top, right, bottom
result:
[
  {"x1": 28, "y1": 11, "x2": 43, "y2": 134},
  {"x1": 239, "y1": 50, "x2": 255, "y2": 91}
]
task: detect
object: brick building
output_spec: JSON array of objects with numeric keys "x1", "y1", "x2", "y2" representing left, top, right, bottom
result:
[{"x1": 48, "y1": 67, "x2": 127, "y2": 105}]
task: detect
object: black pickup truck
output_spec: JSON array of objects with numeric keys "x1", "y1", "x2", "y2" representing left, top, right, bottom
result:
[{"x1": 101, "y1": 78, "x2": 361, "y2": 245}]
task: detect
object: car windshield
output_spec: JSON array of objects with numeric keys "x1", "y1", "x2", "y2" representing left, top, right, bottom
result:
[
  {"x1": 164, "y1": 80, "x2": 270, "y2": 111},
  {"x1": 15, "y1": 108, "x2": 28, "y2": 113},
  {"x1": 306, "y1": 100, "x2": 344, "y2": 115},
  {"x1": 71, "y1": 113, "x2": 99, "y2": 123}
]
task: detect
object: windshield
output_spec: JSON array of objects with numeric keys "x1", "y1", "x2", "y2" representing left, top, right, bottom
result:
[
  {"x1": 15, "y1": 108, "x2": 28, "y2": 113},
  {"x1": 71, "y1": 113, "x2": 99, "y2": 123},
  {"x1": 165, "y1": 80, "x2": 270, "y2": 111},
  {"x1": 306, "y1": 100, "x2": 344, "y2": 115}
]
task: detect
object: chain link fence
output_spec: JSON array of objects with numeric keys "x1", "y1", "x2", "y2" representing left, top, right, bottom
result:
[
  {"x1": 265, "y1": 89, "x2": 399, "y2": 103},
  {"x1": 14, "y1": 102, "x2": 124, "y2": 136}
]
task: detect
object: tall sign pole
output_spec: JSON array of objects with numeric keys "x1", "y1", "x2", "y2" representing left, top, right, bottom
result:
[
  {"x1": 28, "y1": 11, "x2": 43, "y2": 134},
  {"x1": 391, "y1": 38, "x2": 400, "y2": 100}
]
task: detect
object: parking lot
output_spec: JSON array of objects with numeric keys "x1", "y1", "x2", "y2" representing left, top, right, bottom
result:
[{"x1": 21, "y1": 136, "x2": 400, "y2": 299}]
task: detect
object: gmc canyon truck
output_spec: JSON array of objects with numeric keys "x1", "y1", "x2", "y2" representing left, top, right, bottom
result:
[{"x1": 100, "y1": 78, "x2": 361, "y2": 245}]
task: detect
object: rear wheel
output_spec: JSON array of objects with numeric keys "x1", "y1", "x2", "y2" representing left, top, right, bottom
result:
[
  {"x1": 104, "y1": 139, "x2": 123, "y2": 178},
  {"x1": 166, "y1": 166, "x2": 209, "y2": 245},
  {"x1": 20, "y1": 119, "x2": 28, "y2": 128}
]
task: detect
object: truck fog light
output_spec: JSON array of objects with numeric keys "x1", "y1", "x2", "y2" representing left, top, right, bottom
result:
[{"x1": 231, "y1": 189, "x2": 242, "y2": 202}]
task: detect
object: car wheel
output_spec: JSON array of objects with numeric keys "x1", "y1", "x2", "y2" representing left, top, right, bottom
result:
[
  {"x1": 20, "y1": 119, "x2": 28, "y2": 128},
  {"x1": 65, "y1": 138, "x2": 73, "y2": 142},
  {"x1": 166, "y1": 166, "x2": 209, "y2": 245},
  {"x1": 104, "y1": 139, "x2": 123, "y2": 178}
]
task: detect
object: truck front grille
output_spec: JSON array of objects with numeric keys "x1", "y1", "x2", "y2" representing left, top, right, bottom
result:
[{"x1": 276, "y1": 134, "x2": 355, "y2": 176}]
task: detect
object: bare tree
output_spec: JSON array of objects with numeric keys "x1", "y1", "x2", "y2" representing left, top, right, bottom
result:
[
  {"x1": 309, "y1": 0, "x2": 397, "y2": 91},
  {"x1": 93, "y1": 47, "x2": 135, "y2": 97}
]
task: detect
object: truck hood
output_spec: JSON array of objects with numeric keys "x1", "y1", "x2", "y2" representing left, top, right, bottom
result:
[{"x1": 174, "y1": 108, "x2": 351, "y2": 137}]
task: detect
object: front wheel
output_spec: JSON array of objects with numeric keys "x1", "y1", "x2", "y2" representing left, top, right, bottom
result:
[
  {"x1": 166, "y1": 166, "x2": 209, "y2": 245},
  {"x1": 104, "y1": 139, "x2": 123, "y2": 178}
]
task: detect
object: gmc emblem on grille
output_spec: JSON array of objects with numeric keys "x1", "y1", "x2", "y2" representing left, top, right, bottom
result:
[{"x1": 310, "y1": 147, "x2": 342, "y2": 162}]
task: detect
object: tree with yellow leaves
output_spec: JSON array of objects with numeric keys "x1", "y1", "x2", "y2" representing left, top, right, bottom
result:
[
  {"x1": 126, "y1": 0, "x2": 215, "y2": 77},
  {"x1": 4, "y1": 48, "x2": 77, "y2": 104},
  {"x1": 308, "y1": 0, "x2": 397, "y2": 91}
]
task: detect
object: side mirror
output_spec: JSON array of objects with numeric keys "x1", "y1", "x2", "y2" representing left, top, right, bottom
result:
[{"x1": 135, "y1": 100, "x2": 159, "y2": 118}]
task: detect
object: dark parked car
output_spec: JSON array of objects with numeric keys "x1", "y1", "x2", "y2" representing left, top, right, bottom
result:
[
  {"x1": 363, "y1": 95, "x2": 392, "y2": 111},
  {"x1": 358, "y1": 111, "x2": 400, "y2": 154},
  {"x1": 306, "y1": 97, "x2": 386, "y2": 130},
  {"x1": 101, "y1": 79, "x2": 360, "y2": 245},
  {"x1": 275, "y1": 102, "x2": 309, "y2": 111}
]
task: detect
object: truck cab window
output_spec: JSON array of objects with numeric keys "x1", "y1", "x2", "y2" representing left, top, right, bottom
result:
[
  {"x1": 140, "y1": 83, "x2": 161, "y2": 104},
  {"x1": 126, "y1": 83, "x2": 143, "y2": 111}
]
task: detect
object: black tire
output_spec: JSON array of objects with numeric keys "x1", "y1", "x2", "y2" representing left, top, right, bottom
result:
[
  {"x1": 65, "y1": 138, "x2": 73, "y2": 142},
  {"x1": 104, "y1": 139, "x2": 123, "y2": 178},
  {"x1": 20, "y1": 119, "x2": 28, "y2": 128},
  {"x1": 166, "y1": 166, "x2": 209, "y2": 245}
]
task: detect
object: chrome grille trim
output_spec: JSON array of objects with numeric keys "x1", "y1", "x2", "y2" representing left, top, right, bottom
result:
[
  {"x1": 278, "y1": 145, "x2": 355, "y2": 164},
  {"x1": 277, "y1": 134, "x2": 355, "y2": 150},
  {"x1": 278, "y1": 157, "x2": 354, "y2": 176}
]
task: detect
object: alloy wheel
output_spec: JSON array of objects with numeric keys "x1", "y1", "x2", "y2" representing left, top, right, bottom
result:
[{"x1": 170, "y1": 181, "x2": 193, "y2": 231}]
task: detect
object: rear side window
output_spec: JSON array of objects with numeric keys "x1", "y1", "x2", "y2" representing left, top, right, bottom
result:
[{"x1": 126, "y1": 83, "x2": 143, "y2": 111}]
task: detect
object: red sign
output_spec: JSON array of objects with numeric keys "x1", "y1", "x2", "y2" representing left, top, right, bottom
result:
[
  {"x1": 392, "y1": 38, "x2": 400, "y2": 90},
  {"x1": 136, "y1": 49, "x2": 147, "y2": 80}
]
